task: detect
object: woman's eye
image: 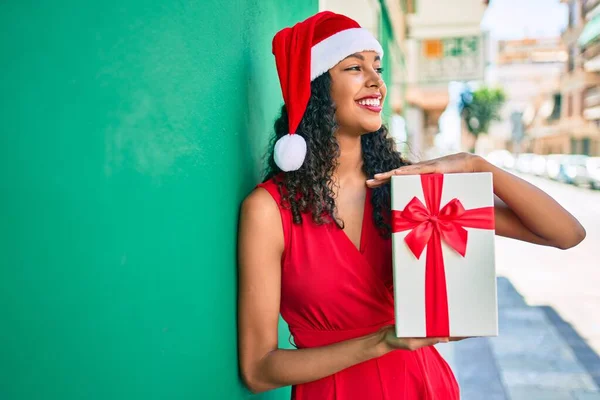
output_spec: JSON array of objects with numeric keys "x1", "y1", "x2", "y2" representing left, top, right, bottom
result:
[{"x1": 345, "y1": 66, "x2": 385, "y2": 74}]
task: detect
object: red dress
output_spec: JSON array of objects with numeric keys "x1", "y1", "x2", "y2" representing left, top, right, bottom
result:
[{"x1": 257, "y1": 178, "x2": 460, "y2": 400}]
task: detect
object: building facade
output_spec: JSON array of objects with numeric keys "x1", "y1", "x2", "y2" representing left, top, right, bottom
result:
[
  {"x1": 530, "y1": 0, "x2": 600, "y2": 156},
  {"x1": 487, "y1": 38, "x2": 566, "y2": 154},
  {"x1": 577, "y1": 0, "x2": 600, "y2": 155},
  {"x1": 403, "y1": 0, "x2": 488, "y2": 160}
]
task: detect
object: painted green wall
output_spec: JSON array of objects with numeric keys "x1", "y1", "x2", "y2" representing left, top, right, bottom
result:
[
  {"x1": 0, "y1": 1, "x2": 316, "y2": 399},
  {"x1": 378, "y1": 1, "x2": 395, "y2": 122}
]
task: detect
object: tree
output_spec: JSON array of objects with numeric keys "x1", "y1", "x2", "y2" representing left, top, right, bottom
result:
[{"x1": 459, "y1": 87, "x2": 506, "y2": 152}]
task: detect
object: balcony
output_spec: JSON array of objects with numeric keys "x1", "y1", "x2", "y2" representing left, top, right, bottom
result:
[
  {"x1": 585, "y1": 87, "x2": 600, "y2": 108},
  {"x1": 582, "y1": 39, "x2": 600, "y2": 59},
  {"x1": 527, "y1": 122, "x2": 562, "y2": 138},
  {"x1": 582, "y1": 40, "x2": 600, "y2": 71},
  {"x1": 584, "y1": 87, "x2": 600, "y2": 120},
  {"x1": 584, "y1": 0, "x2": 600, "y2": 18}
]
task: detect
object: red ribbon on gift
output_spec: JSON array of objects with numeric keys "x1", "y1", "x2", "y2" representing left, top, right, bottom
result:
[{"x1": 392, "y1": 174, "x2": 495, "y2": 337}]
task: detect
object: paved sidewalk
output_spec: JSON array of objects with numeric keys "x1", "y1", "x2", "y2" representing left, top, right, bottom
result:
[{"x1": 436, "y1": 277, "x2": 600, "y2": 400}]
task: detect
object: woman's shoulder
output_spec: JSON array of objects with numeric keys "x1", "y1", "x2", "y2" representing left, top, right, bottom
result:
[
  {"x1": 255, "y1": 173, "x2": 288, "y2": 204},
  {"x1": 242, "y1": 174, "x2": 285, "y2": 214},
  {"x1": 241, "y1": 186, "x2": 281, "y2": 230}
]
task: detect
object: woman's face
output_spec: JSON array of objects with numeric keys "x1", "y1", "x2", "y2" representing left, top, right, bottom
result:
[{"x1": 329, "y1": 51, "x2": 386, "y2": 135}]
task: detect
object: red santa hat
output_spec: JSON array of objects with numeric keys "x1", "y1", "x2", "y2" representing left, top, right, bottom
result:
[{"x1": 271, "y1": 11, "x2": 384, "y2": 172}]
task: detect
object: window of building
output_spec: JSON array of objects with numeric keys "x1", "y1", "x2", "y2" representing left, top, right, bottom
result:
[
  {"x1": 568, "y1": 46, "x2": 576, "y2": 71},
  {"x1": 582, "y1": 137, "x2": 591, "y2": 155},
  {"x1": 550, "y1": 93, "x2": 562, "y2": 120},
  {"x1": 571, "y1": 138, "x2": 578, "y2": 154}
]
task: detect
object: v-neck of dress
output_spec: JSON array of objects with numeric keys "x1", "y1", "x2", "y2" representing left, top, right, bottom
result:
[{"x1": 337, "y1": 188, "x2": 370, "y2": 254}]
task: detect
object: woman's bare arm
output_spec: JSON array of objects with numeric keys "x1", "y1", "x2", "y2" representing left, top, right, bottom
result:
[{"x1": 475, "y1": 157, "x2": 586, "y2": 249}]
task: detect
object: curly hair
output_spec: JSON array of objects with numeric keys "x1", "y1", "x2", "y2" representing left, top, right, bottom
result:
[{"x1": 263, "y1": 72, "x2": 410, "y2": 237}]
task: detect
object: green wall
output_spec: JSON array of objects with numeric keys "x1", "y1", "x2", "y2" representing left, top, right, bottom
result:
[
  {"x1": 378, "y1": 0, "x2": 395, "y2": 121},
  {"x1": 0, "y1": 1, "x2": 316, "y2": 399}
]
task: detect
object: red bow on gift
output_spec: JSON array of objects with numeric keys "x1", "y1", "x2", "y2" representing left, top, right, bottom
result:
[{"x1": 392, "y1": 174, "x2": 495, "y2": 337}]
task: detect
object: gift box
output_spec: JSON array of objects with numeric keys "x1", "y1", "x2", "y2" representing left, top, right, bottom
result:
[{"x1": 391, "y1": 172, "x2": 498, "y2": 338}]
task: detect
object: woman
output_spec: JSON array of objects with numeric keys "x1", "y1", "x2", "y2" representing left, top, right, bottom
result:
[{"x1": 237, "y1": 11, "x2": 585, "y2": 399}]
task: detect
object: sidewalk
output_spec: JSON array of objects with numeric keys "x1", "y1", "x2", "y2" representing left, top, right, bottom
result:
[{"x1": 436, "y1": 277, "x2": 600, "y2": 400}]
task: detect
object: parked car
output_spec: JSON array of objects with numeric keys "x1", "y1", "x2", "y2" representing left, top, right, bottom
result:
[
  {"x1": 559, "y1": 155, "x2": 589, "y2": 185},
  {"x1": 531, "y1": 154, "x2": 547, "y2": 176},
  {"x1": 546, "y1": 154, "x2": 568, "y2": 180},
  {"x1": 515, "y1": 153, "x2": 536, "y2": 174},
  {"x1": 587, "y1": 157, "x2": 600, "y2": 189},
  {"x1": 485, "y1": 150, "x2": 515, "y2": 170}
]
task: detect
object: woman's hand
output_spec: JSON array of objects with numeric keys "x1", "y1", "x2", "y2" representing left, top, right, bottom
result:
[
  {"x1": 366, "y1": 152, "x2": 479, "y2": 188},
  {"x1": 376, "y1": 325, "x2": 471, "y2": 353}
]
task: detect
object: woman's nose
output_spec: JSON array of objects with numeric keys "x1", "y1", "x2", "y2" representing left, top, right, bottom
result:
[{"x1": 370, "y1": 77, "x2": 383, "y2": 87}]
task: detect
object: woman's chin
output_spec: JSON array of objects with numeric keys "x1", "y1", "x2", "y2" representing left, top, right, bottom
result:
[{"x1": 361, "y1": 119, "x2": 382, "y2": 133}]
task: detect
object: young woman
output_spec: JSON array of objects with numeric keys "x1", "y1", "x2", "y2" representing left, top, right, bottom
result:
[{"x1": 237, "y1": 11, "x2": 585, "y2": 400}]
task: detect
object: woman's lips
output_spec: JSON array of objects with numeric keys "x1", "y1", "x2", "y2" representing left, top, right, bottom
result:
[{"x1": 356, "y1": 102, "x2": 382, "y2": 113}]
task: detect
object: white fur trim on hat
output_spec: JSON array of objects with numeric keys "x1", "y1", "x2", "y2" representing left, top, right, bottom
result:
[
  {"x1": 310, "y1": 27, "x2": 384, "y2": 81},
  {"x1": 274, "y1": 134, "x2": 307, "y2": 172}
]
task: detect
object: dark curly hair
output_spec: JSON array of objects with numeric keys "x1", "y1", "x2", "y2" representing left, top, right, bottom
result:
[{"x1": 263, "y1": 72, "x2": 410, "y2": 237}]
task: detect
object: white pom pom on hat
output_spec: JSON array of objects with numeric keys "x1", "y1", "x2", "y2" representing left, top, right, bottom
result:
[
  {"x1": 274, "y1": 134, "x2": 307, "y2": 172},
  {"x1": 271, "y1": 11, "x2": 383, "y2": 172}
]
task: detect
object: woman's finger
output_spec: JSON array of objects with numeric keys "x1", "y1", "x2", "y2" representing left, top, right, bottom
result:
[
  {"x1": 369, "y1": 161, "x2": 443, "y2": 187},
  {"x1": 423, "y1": 337, "x2": 450, "y2": 346},
  {"x1": 374, "y1": 165, "x2": 420, "y2": 179},
  {"x1": 376, "y1": 164, "x2": 438, "y2": 179},
  {"x1": 448, "y1": 337, "x2": 471, "y2": 342},
  {"x1": 366, "y1": 178, "x2": 387, "y2": 188},
  {"x1": 400, "y1": 163, "x2": 438, "y2": 175}
]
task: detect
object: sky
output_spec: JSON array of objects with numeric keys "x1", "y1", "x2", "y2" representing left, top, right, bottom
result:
[{"x1": 481, "y1": 0, "x2": 568, "y2": 39}]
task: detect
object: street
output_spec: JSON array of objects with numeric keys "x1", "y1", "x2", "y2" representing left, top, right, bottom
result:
[{"x1": 496, "y1": 172, "x2": 600, "y2": 355}]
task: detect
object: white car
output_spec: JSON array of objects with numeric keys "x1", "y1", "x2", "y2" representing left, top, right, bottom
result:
[
  {"x1": 586, "y1": 157, "x2": 600, "y2": 189},
  {"x1": 531, "y1": 155, "x2": 547, "y2": 176},
  {"x1": 545, "y1": 154, "x2": 567, "y2": 180},
  {"x1": 485, "y1": 150, "x2": 515, "y2": 169},
  {"x1": 515, "y1": 153, "x2": 536, "y2": 174},
  {"x1": 561, "y1": 155, "x2": 589, "y2": 185}
]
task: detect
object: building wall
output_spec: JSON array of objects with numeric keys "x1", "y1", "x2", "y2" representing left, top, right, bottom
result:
[
  {"x1": 404, "y1": 0, "x2": 486, "y2": 158},
  {"x1": 486, "y1": 41, "x2": 565, "y2": 149},
  {"x1": 0, "y1": 1, "x2": 316, "y2": 399},
  {"x1": 407, "y1": 0, "x2": 487, "y2": 38},
  {"x1": 320, "y1": 0, "x2": 381, "y2": 35},
  {"x1": 548, "y1": 0, "x2": 600, "y2": 155}
]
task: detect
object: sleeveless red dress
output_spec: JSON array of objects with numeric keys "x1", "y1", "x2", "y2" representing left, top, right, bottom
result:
[{"x1": 257, "y1": 178, "x2": 460, "y2": 400}]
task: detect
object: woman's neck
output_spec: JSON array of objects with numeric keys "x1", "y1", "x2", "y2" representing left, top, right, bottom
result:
[{"x1": 333, "y1": 130, "x2": 365, "y2": 186}]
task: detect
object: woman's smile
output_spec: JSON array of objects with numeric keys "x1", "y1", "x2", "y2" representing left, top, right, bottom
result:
[{"x1": 355, "y1": 94, "x2": 382, "y2": 113}]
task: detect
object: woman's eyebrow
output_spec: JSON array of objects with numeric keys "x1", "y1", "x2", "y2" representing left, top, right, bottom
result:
[
  {"x1": 344, "y1": 53, "x2": 364, "y2": 61},
  {"x1": 342, "y1": 53, "x2": 381, "y2": 62}
]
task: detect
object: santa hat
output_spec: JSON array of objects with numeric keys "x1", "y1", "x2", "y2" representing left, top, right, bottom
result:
[{"x1": 271, "y1": 11, "x2": 384, "y2": 172}]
